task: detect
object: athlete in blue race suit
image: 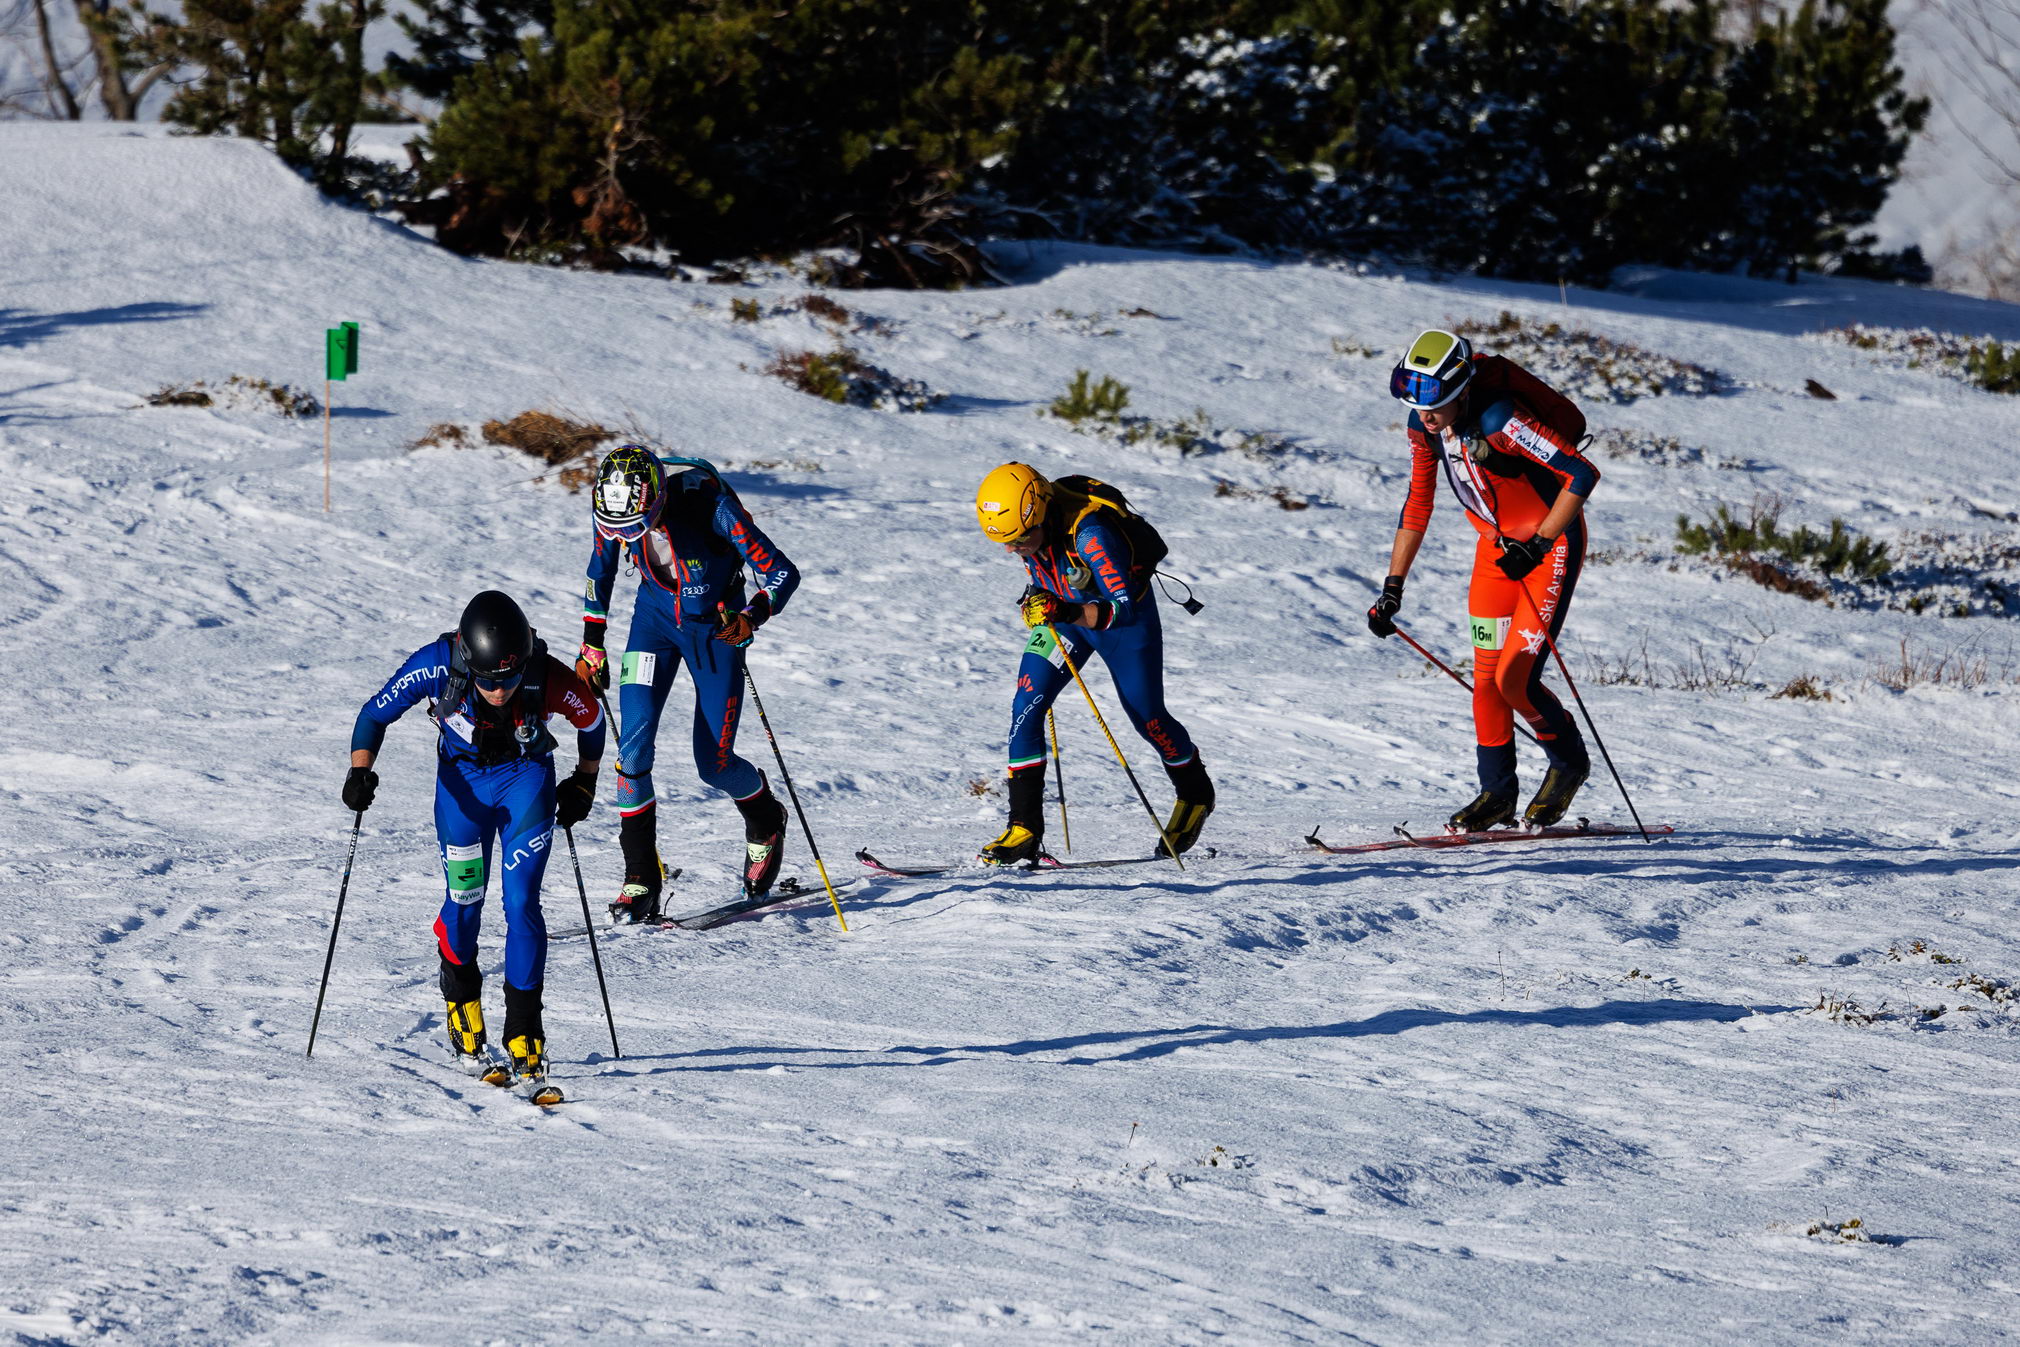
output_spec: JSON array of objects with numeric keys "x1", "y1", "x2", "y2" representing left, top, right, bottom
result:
[
  {"x1": 576, "y1": 447, "x2": 800, "y2": 921},
  {"x1": 972, "y1": 463, "x2": 1213, "y2": 864},
  {"x1": 345, "y1": 591, "x2": 605, "y2": 1101}
]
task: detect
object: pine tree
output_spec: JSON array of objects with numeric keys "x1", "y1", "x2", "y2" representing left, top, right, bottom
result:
[
  {"x1": 131, "y1": 0, "x2": 387, "y2": 191},
  {"x1": 385, "y1": 0, "x2": 552, "y2": 103}
]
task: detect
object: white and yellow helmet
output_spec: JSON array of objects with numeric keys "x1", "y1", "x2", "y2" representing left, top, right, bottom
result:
[
  {"x1": 975, "y1": 462, "x2": 1052, "y2": 543},
  {"x1": 1390, "y1": 329, "x2": 1476, "y2": 410}
]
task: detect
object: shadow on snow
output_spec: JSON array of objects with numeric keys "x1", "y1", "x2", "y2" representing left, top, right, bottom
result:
[{"x1": 604, "y1": 997, "x2": 1787, "y2": 1077}]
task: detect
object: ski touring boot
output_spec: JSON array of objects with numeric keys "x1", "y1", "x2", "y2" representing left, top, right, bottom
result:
[
  {"x1": 736, "y1": 784, "x2": 788, "y2": 901},
  {"x1": 1448, "y1": 788, "x2": 1519, "y2": 834},
  {"x1": 1156, "y1": 757, "x2": 1215, "y2": 858},
  {"x1": 980, "y1": 766, "x2": 1045, "y2": 865},
  {"x1": 503, "y1": 982, "x2": 563, "y2": 1106},
  {"x1": 611, "y1": 803, "x2": 665, "y2": 924},
  {"x1": 1524, "y1": 760, "x2": 1591, "y2": 830},
  {"x1": 441, "y1": 961, "x2": 510, "y2": 1085}
]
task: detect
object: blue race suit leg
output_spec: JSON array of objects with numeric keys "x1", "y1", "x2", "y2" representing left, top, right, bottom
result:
[
  {"x1": 615, "y1": 602, "x2": 683, "y2": 815},
  {"x1": 1007, "y1": 624, "x2": 1078, "y2": 770},
  {"x1": 1086, "y1": 595, "x2": 1197, "y2": 767},
  {"x1": 433, "y1": 755, "x2": 556, "y2": 989},
  {"x1": 433, "y1": 756, "x2": 492, "y2": 969},
  {"x1": 677, "y1": 619, "x2": 765, "y2": 800},
  {"x1": 491, "y1": 756, "x2": 556, "y2": 990}
]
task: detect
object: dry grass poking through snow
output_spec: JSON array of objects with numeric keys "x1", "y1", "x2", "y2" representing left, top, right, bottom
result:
[
  {"x1": 145, "y1": 376, "x2": 320, "y2": 418},
  {"x1": 1452, "y1": 310, "x2": 1730, "y2": 402}
]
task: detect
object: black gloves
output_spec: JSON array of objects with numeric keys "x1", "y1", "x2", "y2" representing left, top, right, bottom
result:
[
  {"x1": 1366, "y1": 575, "x2": 1405, "y2": 637},
  {"x1": 342, "y1": 766, "x2": 378, "y2": 813},
  {"x1": 1497, "y1": 534, "x2": 1551, "y2": 581},
  {"x1": 555, "y1": 770, "x2": 597, "y2": 829}
]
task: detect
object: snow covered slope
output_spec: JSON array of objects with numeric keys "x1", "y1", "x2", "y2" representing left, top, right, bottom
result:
[{"x1": 3, "y1": 124, "x2": 2019, "y2": 1344}]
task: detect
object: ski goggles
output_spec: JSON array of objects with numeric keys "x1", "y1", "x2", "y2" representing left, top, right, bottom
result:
[
  {"x1": 473, "y1": 671, "x2": 523, "y2": 692},
  {"x1": 594, "y1": 516, "x2": 651, "y2": 544},
  {"x1": 1389, "y1": 363, "x2": 1472, "y2": 410}
]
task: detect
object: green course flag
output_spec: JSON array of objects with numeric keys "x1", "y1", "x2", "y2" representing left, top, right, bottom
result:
[{"x1": 326, "y1": 322, "x2": 359, "y2": 381}]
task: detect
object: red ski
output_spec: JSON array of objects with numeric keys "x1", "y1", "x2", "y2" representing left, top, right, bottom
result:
[{"x1": 1305, "y1": 818, "x2": 1672, "y2": 854}]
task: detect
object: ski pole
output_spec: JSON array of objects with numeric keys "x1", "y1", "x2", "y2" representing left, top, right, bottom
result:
[
  {"x1": 306, "y1": 811, "x2": 364, "y2": 1058},
  {"x1": 739, "y1": 664, "x2": 849, "y2": 932},
  {"x1": 1047, "y1": 709, "x2": 1070, "y2": 854},
  {"x1": 1389, "y1": 622, "x2": 1539, "y2": 747},
  {"x1": 1513, "y1": 585, "x2": 1652, "y2": 842},
  {"x1": 564, "y1": 826, "x2": 621, "y2": 1058},
  {"x1": 1046, "y1": 624, "x2": 1183, "y2": 869}
]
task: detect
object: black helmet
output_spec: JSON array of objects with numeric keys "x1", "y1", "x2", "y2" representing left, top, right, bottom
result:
[{"x1": 457, "y1": 590, "x2": 534, "y2": 681}]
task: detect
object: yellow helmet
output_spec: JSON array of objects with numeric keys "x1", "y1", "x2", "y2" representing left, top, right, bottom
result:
[{"x1": 975, "y1": 462, "x2": 1052, "y2": 542}]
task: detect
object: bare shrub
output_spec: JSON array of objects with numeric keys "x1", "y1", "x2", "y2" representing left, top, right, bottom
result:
[
  {"x1": 410, "y1": 422, "x2": 472, "y2": 451},
  {"x1": 1214, "y1": 479, "x2": 1312, "y2": 510},
  {"x1": 1867, "y1": 639, "x2": 2016, "y2": 692},
  {"x1": 481, "y1": 410, "x2": 617, "y2": 465},
  {"x1": 1593, "y1": 634, "x2": 1765, "y2": 692},
  {"x1": 762, "y1": 347, "x2": 939, "y2": 410},
  {"x1": 797, "y1": 293, "x2": 852, "y2": 325},
  {"x1": 1769, "y1": 674, "x2": 1833, "y2": 702}
]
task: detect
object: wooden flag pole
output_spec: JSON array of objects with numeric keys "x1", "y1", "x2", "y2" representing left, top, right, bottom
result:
[{"x1": 322, "y1": 322, "x2": 358, "y2": 512}]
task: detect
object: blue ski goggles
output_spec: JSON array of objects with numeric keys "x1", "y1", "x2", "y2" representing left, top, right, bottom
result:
[
  {"x1": 1389, "y1": 363, "x2": 1471, "y2": 410},
  {"x1": 473, "y1": 671, "x2": 523, "y2": 692}
]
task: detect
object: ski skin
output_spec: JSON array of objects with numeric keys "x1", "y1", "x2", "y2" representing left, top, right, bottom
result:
[
  {"x1": 854, "y1": 847, "x2": 1211, "y2": 877},
  {"x1": 1304, "y1": 818, "x2": 1674, "y2": 855},
  {"x1": 668, "y1": 876, "x2": 847, "y2": 931}
]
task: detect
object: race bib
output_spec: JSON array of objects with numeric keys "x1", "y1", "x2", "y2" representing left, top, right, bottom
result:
[{"x1": 620, "y1": 651, "x2": 658, "y2": 686}]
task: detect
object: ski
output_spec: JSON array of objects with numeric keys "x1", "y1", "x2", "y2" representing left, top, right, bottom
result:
[
  {"x1": 856, "y1": 846, "x2": 1212, "y2": 876},
  {"x1": 670, "y1": 875, "x2": 858, "y2": 931},
  {"x1": 1304, "y1": 818, "x2": 1673, "y2": 855},
  {"x1": 1032, "y1": 847, "x2": 1214, "y2": 870},
  {"x1": 444, "y1": 1046, "x2": 564, "y2": 1106},
  {"x1": 856, "y1": 848, "x2": 956, "y2": 877}
]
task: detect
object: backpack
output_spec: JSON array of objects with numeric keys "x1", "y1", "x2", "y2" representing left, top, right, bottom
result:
[
  {"x1": 1469, "y1": 355, "x2": 1585, "y2": 444},
  {"x1": 431, "y1": 636, "x2": 557, "y2": 765},
  {"x1": 1053, "y1": 474, "x2": 1169, "y2": 578}
]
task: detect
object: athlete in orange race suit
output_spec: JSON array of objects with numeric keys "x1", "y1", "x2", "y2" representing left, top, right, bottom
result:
[{"x1": 1368, "y1": 329, "x2": 1600, "y2": 831}]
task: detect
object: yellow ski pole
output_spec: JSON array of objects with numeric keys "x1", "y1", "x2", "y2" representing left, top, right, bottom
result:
[
  {"x1": 1047, "y1": 625, "x2": 1183, "y2": 869},
  {"x1": 739, "y1": 663, "x2": 849, "y2": 931},
  {"x1": 1047, "y1": 709, "x2": 1070, "y2": 854}
]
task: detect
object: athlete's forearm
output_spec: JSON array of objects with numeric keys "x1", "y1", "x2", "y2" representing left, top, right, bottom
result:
[
  {"x1": 1386, "y1": 528, "x2": 1426, "y2": 579},
  {"x1": 1536, "y1": 490, "x2": 1588, "y2": 542},
  {"x1": 350, "y1": 748, "x2": 375, "y2": 770}
]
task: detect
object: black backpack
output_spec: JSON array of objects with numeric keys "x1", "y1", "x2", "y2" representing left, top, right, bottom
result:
[{"x1": 1053, "y1": 474, "x2": 1170, "y2": 578}]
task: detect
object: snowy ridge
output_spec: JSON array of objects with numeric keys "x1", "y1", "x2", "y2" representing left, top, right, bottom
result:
[{"x1": 2, "y1": 124, "x2": 2019, "y2": 1344}]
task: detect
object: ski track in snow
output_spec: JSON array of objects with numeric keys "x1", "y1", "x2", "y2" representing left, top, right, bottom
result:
[{"x1": 3, "y1": 125, "x2": 2019, "y2": 1344}]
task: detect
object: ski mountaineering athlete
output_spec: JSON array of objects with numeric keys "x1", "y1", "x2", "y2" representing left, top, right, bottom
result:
[
  {"x1": 973, "y1": 463, "x2": 1213, "y2": 864},
  {"x1": 346, "y1": 590, "x2": 605, "y2": 1104},
  {"x1": 1370, "y1": 328, "x2": 1599, "y2": 832},
  {"x1": 577, "y1": 446, "x2": 800, "y2": 922}
]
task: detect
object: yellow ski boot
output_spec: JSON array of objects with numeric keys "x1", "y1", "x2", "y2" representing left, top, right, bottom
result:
[
  {"x1": 506, "y1": 1035, "x2": 564, "y2": 1107},
  {"x1": 979, "y1": 822, "x2": 1042, "y2": 866},
  {"x1": 445, "y1": 1000, "x2": 511, "y2": 1086}
]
